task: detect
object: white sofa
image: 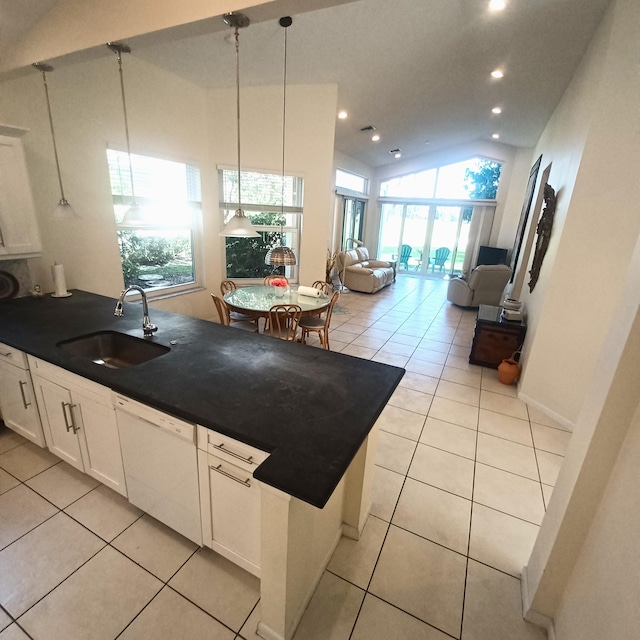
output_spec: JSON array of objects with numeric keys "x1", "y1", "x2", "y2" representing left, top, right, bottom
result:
[
  {"x1": 336, "y1": 247, "x2": 395, "y2": 294},
  {"x1": 446, "y1": 264, "x2": 512, "y2": 307}
]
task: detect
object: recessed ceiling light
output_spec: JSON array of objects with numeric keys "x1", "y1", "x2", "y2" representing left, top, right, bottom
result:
[
  {"x1": 491, "y1": 69, "x2": 504, "y2": 79},
  {"x1": 394, "y1": 153, "x2": 402, "y2": 159},
  {"x1": 492, "y1": 107, "x2": 502, "y2": 114},
  {"x1": 338, "y1": 110, "x2": 348, "y2": 119},
  {"x1": 371, "y1": 134, "x2": 380, "y2": 142},
  {"x1": 492, "y1": 133, "x2": 500, "y2": 139},
  {"x1": 489, "y1": 0, "x2": 506, "y2": 11}
]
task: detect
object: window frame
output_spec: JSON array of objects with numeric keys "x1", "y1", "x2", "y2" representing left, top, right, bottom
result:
[
  {"x1": 107, "y1": 147, "x2": 204, "y2": 299},
  {"x1": 219, "y1": 167, "x2": 303, "y2": 283}
]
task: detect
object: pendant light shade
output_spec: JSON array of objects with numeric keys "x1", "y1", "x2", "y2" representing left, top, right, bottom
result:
[
  {"x1": 265, "y1": 16, "x2": 297, "y2": 267},
  {"x1": 33, "y1": 63, "x2": 79, "y2": 220},
  {"x1": 107, "y1": 42, "x2": 146, "y2": 227},
  {"x1": 265, "y1": 245, "x2": 297, "y2": 266},
  {"x1": 220, "y1": 13, "x2": 259, "y2": 238}
]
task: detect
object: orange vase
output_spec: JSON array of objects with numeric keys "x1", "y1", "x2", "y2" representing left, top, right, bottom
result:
[{"x1": 498, "y1": 358, "x2": 521, "y2": 385}]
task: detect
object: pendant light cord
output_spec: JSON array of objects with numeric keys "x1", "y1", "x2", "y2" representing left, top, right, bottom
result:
[
  {"x1": 234, "y1": 26, "x2": 243, "y2": 213},
  {"x1": 39, "y1": 69, "x2": 66, "y2": 202},
  {"x1": 114, "y1": 49, "x2": 137, "y2": 205},
  {"x1": 281, "y1": 22, "x2": 288, "y2": 220}
]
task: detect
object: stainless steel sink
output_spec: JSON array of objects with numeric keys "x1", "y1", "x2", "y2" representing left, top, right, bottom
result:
[{"x1": 57, "y1": 331, "x2": 170, "y2": 369}]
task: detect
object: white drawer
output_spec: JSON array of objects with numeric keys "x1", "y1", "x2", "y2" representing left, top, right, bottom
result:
[
  {"x1": 197, "y1": 424, "x2": 268, "y2": 472},
  {"x1": 0, "y1": 342, "x2": 28, "y2": 370}
]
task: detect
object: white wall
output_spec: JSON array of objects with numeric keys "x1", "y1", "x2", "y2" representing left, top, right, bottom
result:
[
  {"x1": 0, "y1": 54, "x2": 338, "y2": 320},
  {"x1": 521, "y1": 3, "x2": 640, "y2": 630},
  {"x1": 0, "y1": 55, "x2": 209, "y2": 309},
  {"x1": 517, "y1": 0, "x2": 640, "y2": 426},
  {"x1": 209, "y1": 82, "x2": 338, "y2": 290},
  {"x1": 553, "y1": 401, "x2": 640, "y2": 640}
]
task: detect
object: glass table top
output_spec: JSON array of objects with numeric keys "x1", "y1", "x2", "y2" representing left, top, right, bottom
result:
[{"x1": 224, "y1": 285, "x2": 330, "y2": 314}]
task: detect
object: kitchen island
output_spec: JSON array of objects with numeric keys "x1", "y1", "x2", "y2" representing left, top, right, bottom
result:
[{"x1": 0, "y1": 290, "x2": 404, "y2": 640}]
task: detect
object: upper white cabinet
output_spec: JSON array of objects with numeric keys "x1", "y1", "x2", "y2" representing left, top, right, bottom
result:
[{"x1": 0, "y1": 126, "x2": 42, "y2": 259}]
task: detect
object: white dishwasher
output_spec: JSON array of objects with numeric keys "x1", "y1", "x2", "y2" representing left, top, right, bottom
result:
[{"x1": 114, "y1": 394, "x2": 202, "y2": 545}]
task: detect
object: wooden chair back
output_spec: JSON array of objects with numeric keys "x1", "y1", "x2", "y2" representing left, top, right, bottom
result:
[
  {"x1": 299, "y1": 291, "x2": 340, "y2": 350},
  {"x1": 220, "y1": 280, "x2": 237, "y2": 295},
  {"x1": 312, "y1": 280, "x2": 331, "y2": 296},
  {"x1": 264, "y1": 275, "x2": 289, "y2": 286},
  {"x1": 211, "y1": 294, "x2": 231, "y2": 326},
  {"x1": 268, "y1": 304, "x2": 302, "y2": 341}
]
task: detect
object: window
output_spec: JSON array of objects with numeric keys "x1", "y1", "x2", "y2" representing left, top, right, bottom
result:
[
  {"x1": 379, "y1": 157, "x2": 502, "y2": 200},
  {"x1": 107, "y1": 149, "x2": 201, "y2": 294},
  {"x1": 336, "y1": 169, "x2": 367, "y2": 194},
  {"x1": 220, "y1": 168, "x2": 303, "y2": 280}
]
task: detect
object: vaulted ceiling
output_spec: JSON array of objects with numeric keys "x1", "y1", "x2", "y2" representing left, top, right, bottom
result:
[{"x1": 0, "y1": 0, "x2": 611, "y2": 167}]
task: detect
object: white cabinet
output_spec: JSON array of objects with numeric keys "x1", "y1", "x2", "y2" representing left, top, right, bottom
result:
[
  {"x1": 0, "y1": 127, "x2": 42, "y2": 259},
  {"x1": 197, "y1": 425, "x2": 268, "y2": 576},
  {"x1": 28, "y1": 356, "x2": 127, "y2": 496},
  {"x1": 0, "y1": 343, "x2": 45, "y2": 446}
]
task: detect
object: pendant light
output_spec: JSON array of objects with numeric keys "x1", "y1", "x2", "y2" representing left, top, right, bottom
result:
[
  {"x1": 107, "y1": 42, "x2": 146, "y2": 227},
  {"x1": 32, "y1": 63, "x2": 79, "y2": 219},
  {"x1": 220, "y1": 13, "x2": 260, "y2": 238},
  {"x1": 265, "y1": 16, "x2": 297, "y2": 267}
]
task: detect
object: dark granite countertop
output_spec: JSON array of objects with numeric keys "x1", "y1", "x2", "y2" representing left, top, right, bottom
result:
[{"x1": 0, "y1": 290, "x2": 404, "y2": 508}]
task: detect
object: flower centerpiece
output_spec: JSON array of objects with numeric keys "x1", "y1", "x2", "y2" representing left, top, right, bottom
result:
[{"x1": 271, "y1": 277, "x2": 288, "y2": 298}]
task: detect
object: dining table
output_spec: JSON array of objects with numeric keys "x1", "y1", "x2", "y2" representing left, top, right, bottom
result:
[{"x1": 223, "y1": 285, "x2": 330, "y2": 321}]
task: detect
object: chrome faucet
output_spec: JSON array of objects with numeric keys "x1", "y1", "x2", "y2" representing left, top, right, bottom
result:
[{"x1": 114, "y1": 285, "x2": 158, "y2": 338}]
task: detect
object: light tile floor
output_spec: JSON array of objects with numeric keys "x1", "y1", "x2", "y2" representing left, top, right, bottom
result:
[{"x1": 0, "y1": 275, "x2": 570, "y2": 639}]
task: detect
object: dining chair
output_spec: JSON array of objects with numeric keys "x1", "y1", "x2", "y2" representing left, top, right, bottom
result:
[
  {"x1": 218, "y1": 282, "x2": 259, "y2": 326},
  {"x1": 220, "y1": 280, "x2": 237, "y2": 295},
  {"x1": 211, "y1": 294, "x2": 258, "y2": 332},
  {"x1": 299, "y1": 291, "x2": 340, "y2": 350},
  {"x1": 264, "y1": 275, "x2": 289, "y2": 286},
  {"x1": 267, "y1": 304, "x2": 302, "y2": 341},
  {"x1": 312, "y1": 280, "x2": 331, "y2": 296}
]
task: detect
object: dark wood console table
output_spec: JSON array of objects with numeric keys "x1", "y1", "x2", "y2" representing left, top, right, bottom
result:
[{"x1": 469, "y1": 305, "x2": 526, "y2": 368}]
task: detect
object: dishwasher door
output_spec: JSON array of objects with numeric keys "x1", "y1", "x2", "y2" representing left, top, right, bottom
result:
[{"x1": 115, "y1": 395, "x2": 202, "y2": 545}]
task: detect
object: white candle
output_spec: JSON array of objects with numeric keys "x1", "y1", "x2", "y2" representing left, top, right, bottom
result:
[{"x1": 51, "y1": 263, "x2": 68, "y2": 297}]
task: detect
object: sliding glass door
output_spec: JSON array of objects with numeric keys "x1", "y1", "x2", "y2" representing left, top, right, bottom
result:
[{"x1": 379, "y1": 202, "x2": 476, "y2": 277}]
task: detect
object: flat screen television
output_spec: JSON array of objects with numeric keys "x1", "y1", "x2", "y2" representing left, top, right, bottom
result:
[{"x1": 477, "y1": 246, "x2": 508, "y2": 267}]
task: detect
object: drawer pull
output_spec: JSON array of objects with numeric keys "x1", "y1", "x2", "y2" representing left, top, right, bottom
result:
[
  {"x1": 210, "y1": 464, "x2": 251, "y2": 488},
  {"x1": 19, "y1": 380, "x2": 31, "y2": 409},
  {"x1": 0, "y1": 351, "x2": 12, "y2": 357},
  {"x1": 211, "y1": 442, "x2": 254, "y2": 465}
]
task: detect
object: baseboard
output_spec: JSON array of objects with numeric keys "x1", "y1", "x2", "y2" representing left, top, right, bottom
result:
[
  {"x1": 517, "y1": 392, "x2": 574, "y2": 432},
  {"x1": 342, "y1": 503, "x2": 371, "y2": 540},
  {"x1": 521, "y1": 565, "x2": 557, "y2": 640}
]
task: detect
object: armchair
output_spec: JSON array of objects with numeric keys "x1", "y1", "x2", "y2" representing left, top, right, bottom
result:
[{"x1": 446, "y1": 264, "x2": 512, "y2": 307}]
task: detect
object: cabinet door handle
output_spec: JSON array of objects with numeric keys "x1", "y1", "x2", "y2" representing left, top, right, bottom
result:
[
  {"x1": 61, "y1": 402, "x2": 78, "y2": 433},
  {"x1": 210, "y1": 464, "x2": 251, "y2": 488},
  {"x1": 69, "y1": 403, "x2": 79, "y2": 434},
  {"x1": 0, "y1": 351, "x2": 12, "y2": 357},
  {"x1": 211, "y1": 442, "x2": 254, "y2": 465},
  {"x1": 61, "y1": 402, "x2": 73, "y2": 432},
  {"x1": 19, "y1": 380, "x2": 31, "y2": 409},
  {"x1": 0, "y1": 223, "x2": 5, "y2": 247}
]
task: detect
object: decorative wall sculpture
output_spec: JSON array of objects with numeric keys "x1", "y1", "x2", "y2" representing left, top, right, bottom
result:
[{"x1": 528, "y1": 183, "x2": 557, "y2": 292}]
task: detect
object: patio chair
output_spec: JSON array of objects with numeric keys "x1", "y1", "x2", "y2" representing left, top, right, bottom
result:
[
  {"x1": 399, "y1": 244, "x2": 412, "y2": 270},
  {"x1": 431, "y1": 247, "x2": 451, "y2": 272}
]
